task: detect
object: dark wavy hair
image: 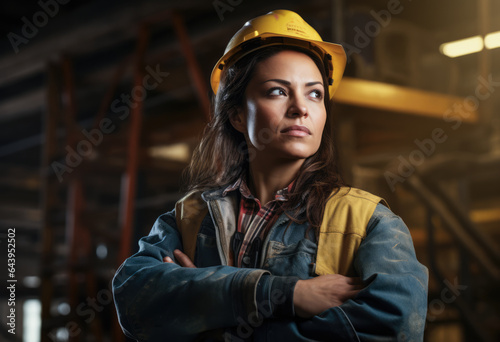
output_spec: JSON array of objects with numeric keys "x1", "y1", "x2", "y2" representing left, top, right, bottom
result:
[{"x1": 182, "y1": 45, "x2": 345, "y2": 234}]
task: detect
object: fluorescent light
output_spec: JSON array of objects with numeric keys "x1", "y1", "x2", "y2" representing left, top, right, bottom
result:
[
  {"x1": 485, "y1": 31, "x2": 500, "y2": 49},
  {"x1": 23, "y1": 299, "x2": 41, "y2": 342},
  {"x1": 440, "y1": 35, "x2": 484, "y2": 58}
]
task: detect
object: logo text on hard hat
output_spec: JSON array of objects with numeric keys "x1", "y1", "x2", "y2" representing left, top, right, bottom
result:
[{"x1": 286, "y1": 23, "x2": 308, "y2": 37}]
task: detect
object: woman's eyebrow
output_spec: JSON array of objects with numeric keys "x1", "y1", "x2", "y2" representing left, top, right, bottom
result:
[
  {"x1": 261, "y1": 78, "x2": 291, "y2": 85},
  {"x1": 261, "y1": 79, "x2": 323, "y2": 87},
  {"x1": 305, "y1": 81, "x2": 323, "y2": 87}
]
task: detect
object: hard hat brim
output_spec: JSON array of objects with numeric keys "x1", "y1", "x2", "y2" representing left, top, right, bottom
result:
[{"x1": 210, "y1": 32, "x2": 347, "y2": 99}]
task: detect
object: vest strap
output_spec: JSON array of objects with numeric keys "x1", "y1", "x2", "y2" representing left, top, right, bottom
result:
[{"x1": 175, "y1": 191, "x2": 208, "y2": 261}]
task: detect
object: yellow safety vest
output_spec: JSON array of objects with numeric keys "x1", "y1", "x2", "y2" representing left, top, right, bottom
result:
[{"x1": 175, "y1": 187, "x2": 387, "y2": 276}]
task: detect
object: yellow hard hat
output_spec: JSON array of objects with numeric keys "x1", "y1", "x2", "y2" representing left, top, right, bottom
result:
[{"x1": 210, "y1": 9, "x2": 347, "y2": 99}]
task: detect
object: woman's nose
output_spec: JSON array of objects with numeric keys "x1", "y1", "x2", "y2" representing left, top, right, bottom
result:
[{"x1": 286, "y1": 96, "x2": 308, "y2": 118}]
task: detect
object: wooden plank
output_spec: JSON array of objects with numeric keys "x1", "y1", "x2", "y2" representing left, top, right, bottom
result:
[{"x1": 334, "y1": 77, "x2": 479, "y2": 123}]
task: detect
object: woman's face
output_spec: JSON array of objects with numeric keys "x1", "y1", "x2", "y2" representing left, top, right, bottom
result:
[{"x1": 232, "y1": 50, "x2": 327, "y2": 162}]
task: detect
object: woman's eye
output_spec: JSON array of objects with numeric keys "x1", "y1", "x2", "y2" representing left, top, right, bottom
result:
[
  {"x1": 310, "y1": 89, "x2": 323, "y2": 99},
  {"x1": 268, "y1": 88, "x2": 286, "y2": 96}
]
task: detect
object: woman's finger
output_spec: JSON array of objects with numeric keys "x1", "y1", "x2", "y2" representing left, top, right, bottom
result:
[
  {"x1": 163, "y1": 256, "x2": 174, "y2": 263},
  {"x1": 346, "y1": 277, "x2": 362, "y2": 285},
  {"x1": 353, "y1": 283, "x2": 365, "y2": 290},
  {"x1": 174, "y1": 249, "x2": 197, "y2": 268}
]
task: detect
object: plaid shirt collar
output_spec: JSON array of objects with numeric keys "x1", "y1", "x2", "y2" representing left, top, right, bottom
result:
[
  {"x1": 221, "y1": 173, "x2": 294, "y2": 268},
  {"x1": 222, "y1": 174, "x2": 293, "y2": 203}
]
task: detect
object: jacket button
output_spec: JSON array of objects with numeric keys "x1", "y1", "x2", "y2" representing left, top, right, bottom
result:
[{"x1": 242, "y1": 256, "x2": 251, "y2": 265}]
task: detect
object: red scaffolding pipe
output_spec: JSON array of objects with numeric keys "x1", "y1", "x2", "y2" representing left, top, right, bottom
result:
[
  {"x1": 171, "y1": 11, "x2": 211, "y2": 122},
  {"x1": 118, "y1": 24, "x2": 150, "y2": 264}
]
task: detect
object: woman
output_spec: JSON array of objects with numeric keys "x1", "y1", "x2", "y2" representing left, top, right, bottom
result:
[{"x1": 113, "y1": 9, "x2": 428, "y2": 341}]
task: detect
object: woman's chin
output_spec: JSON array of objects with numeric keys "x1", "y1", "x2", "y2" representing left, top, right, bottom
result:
[
  {"x1": 251, "y1": 144, "x2": 318, "y2": 162},
  {"x1": 276, "y1": 149, "x2": 316, "y2": 161}
]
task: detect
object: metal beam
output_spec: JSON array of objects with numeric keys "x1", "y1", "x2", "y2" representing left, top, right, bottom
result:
[
  {"x1": 334, "y1": 77, "x2": 479, "y2": 122},
  {"x1": 40, "y1": 62, "x2": 61, "y2": 342}
]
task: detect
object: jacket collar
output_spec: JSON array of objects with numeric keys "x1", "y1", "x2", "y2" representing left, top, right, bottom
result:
[{"x1": 201, "y1": 183, "x2": 307, "y2": 218}]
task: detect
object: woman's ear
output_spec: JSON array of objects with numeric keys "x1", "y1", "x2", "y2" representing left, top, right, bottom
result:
[{"x1": 229, "y1": 108, "x2": 246, "y2": 134}]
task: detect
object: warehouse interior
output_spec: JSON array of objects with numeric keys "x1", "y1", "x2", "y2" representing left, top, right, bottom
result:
[{"x1": 0, "y1": 0, "x2": 499, "y2": 341}]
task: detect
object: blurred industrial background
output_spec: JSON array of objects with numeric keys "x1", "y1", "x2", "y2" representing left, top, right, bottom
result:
[{"x1": 0, "y1": 0, "x2": 499, "y2": 341}]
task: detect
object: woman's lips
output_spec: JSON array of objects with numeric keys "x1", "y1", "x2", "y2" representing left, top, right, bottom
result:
[{"x1": 281, "y1": 125, "x2": 311, "y2": 136}]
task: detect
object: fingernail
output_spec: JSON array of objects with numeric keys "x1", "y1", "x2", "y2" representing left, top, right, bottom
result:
[{"x1": 165, "y1": 256, "x2": 172, "y2": 262}]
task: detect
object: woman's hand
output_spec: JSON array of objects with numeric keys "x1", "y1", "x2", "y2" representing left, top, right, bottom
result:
[
  {"x1": 293, "y1": 274, "x2": 364, "y2": 318},
  {"x1": 163, "y1": 249, "x2": 196, "y2": 268}
]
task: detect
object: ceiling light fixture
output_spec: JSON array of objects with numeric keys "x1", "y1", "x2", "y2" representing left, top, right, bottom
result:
[
  {"x1": 485, "y1": 30, "x2": 500, "y2": 50},
  {"x1": 440, "y1": 30, "x2": 500, "y2": 58},
  {"x1": 439, "y1": 35, "x2": 484, "y2": 58}
]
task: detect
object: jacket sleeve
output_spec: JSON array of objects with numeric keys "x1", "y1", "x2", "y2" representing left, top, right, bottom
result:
[
  {"x1": 337, "y1": 203, "x2": 428, "y2": 341},
  {"x1": 243, "y1": 203, "x2": 428, "y2": 341},
  {"x1": 112, "y1": 209, "x2": 269, "y2": 342}
]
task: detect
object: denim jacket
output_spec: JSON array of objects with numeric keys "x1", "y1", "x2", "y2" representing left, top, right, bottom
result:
[{"x1": 113, "y1": 186, "x2": 428, "y2": 341}]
